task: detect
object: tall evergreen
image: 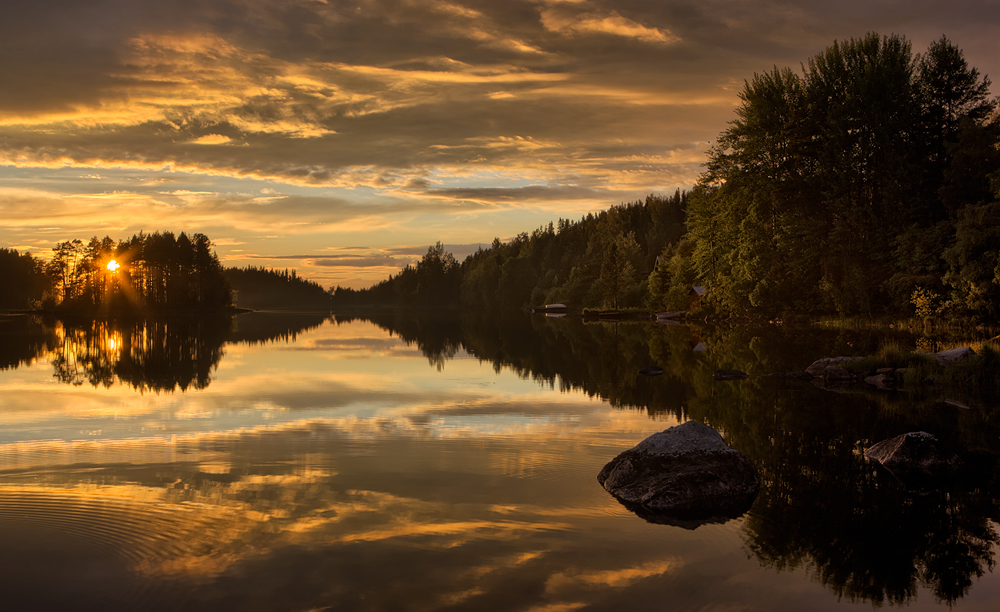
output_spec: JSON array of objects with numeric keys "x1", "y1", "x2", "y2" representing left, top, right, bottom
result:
[
  {"x1": 688, "y1": 33, "x2": 998, "y2": 318},
  {"x1": 1, "y1": 231, "x2": 235, "y2": 313}
]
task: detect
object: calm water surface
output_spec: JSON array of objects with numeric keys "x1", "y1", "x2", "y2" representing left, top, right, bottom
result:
[{"x1": 1, "y1": 312, "x2": 999, "y2": 611}]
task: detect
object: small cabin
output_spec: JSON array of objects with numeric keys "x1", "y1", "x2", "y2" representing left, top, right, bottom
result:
[{"x1": 689, "y1": 286, "x2": 707, "y2": 310}]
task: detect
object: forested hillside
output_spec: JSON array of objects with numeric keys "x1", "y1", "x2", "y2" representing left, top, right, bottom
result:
[
  {"x1": 224, "y1": 267, "x2": 333, "y2": 311},
  {"x1": 331, "y1": 191, "x2": 687, "y2": 311},
  {"x1": 333, "y1": 33, "x2": 1000, "y2": 322}
]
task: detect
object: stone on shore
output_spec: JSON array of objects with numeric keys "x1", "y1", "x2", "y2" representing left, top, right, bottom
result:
[{"x1": 934, "y1": 347, "x2": 975, "y2": 366}]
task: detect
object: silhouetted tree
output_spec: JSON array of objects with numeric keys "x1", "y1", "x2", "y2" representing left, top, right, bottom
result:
[{"x1": 0, "y1": 248, "x2": 52, "y2": 310}]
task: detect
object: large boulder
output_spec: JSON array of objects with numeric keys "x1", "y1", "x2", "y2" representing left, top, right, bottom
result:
[
  {"x1": 864, "y1": 432, "x2": 961, "y2": 482},
  {"x1": 597, "y1": 421, "x2": 760, "y2": 526}
]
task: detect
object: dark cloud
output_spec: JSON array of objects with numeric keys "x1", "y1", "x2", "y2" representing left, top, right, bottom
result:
[{"x1": 5, "y1": 0, "x2": 996, "y2": 186}]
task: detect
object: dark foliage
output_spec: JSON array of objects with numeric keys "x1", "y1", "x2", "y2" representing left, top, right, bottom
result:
[
  {"x1": 40, "y1": 231, "x2": 233, "y2": 314},
  {"x1": 332, "y1": 192, "x2": 689, "y2": 311},
  {"x1": 224, "y1": 266, "x2": 333, "y2": 311},
  {"x1": 0, "y1": 248, "x2": 50, "y2": 310},
  {"x1": 690, "y1": 34, "x2": 999, "y2": 319}
]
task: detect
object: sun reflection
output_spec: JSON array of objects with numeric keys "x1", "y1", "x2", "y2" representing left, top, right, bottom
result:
[{"x1": 106, "y1": 259, "x2": 120, "y2": 272}]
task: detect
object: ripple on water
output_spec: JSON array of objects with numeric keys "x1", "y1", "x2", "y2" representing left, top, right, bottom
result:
[{"x1": 0, "y1": 486, "x2": 248, "y2": 611}]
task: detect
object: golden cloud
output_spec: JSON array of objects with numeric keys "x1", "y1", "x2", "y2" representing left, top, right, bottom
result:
[{"x1": 540, "y1": 9, "x2": 679, "y2": 44}]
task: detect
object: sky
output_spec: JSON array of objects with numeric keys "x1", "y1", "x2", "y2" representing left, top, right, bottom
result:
[{"x1": 2, "y1": 0, "x2": 998, "y2": 289}]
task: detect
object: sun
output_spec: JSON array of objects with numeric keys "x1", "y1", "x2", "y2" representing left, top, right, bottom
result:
[{"x1": 107, "y1": 259, "x2": 120, "y2": 272}]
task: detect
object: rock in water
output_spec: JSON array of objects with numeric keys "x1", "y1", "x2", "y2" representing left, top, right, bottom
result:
[
  {"x1": 864, "y1": 432, "x2": 961, "y2": 479},
  {"x1": 597, "y1": 421, "x2": 760, "y2": 526},
  {"x1": 805, "y1": 356, "x2": 862, "y2": 376}
]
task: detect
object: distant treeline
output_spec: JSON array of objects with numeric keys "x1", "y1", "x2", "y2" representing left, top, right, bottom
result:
[
  {"x1": 333, "y1": 33, "x2": 1000, "y2": 322},
  {"x1": 0, "y1": 248, "x2": 50, "y2": 310},
  {"x1": 1, "y1": 235, "x2": 343, "y2": 314},
  {"x1": 2, "y1": 238, "x2": 341, "y2": 315},
  {"x1": 331, "y1": 190, "x2": 687, "y2": 310},
  {"x1": 224, "y1": 266, "x2": 333, "y2": 311},
  {"x1": 1, "y1": 232, "x2": 232, "y2": 313}
]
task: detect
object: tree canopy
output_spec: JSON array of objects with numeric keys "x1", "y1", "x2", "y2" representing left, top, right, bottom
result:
[
  {"x1": 0, "y1": 232, "x2": 233, "y2": 314},
  {"x1": 687, "y1": 33, "x2": 999, "y2": 319}
]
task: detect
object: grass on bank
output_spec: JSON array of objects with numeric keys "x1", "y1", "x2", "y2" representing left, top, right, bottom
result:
[{"x1": 840, "y1": 339, "x2": 1000, "y2": 402}]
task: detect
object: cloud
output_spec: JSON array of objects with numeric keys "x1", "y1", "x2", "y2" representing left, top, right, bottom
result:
[
  {"x1": 245, "y1": 253, "x2": 405, "y2": 268},
  {"x1": 191, "y1": 134, "x2": 236, "y2": 145},
  {"x1": 421, "y1": 184, "x2": 603, "y2": 204},
  {"x1": 0, "y1": 0, "x2": 718, "y2": 194},
  {"x1": 540, "y1": 8, "x2": 679, "y2": 44}
]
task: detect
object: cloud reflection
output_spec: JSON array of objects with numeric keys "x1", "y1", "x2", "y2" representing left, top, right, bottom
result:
[{"x1": 0, "y1": 410, "x2": 691, "y2": 612}]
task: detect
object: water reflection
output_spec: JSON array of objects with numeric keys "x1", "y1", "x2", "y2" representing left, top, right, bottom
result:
[
  {"x1": 346, "y1": 311, "x2": 1000, "y2": 607},
  {"x1": 0, "y1": 412, "x2": 704, "y2": 611},
  {"x1": 0, "y1": 315, "x2": 57, "y2": 371},
  {"x1": 3, "y1": 312, "x2": 331, "y2": 393},
  {"x1": 49, "y1": 318, "x2": 228, "y2": 392},
  {"x1": 1, "y1": 312, "x2": 1000, "y2": 609}
]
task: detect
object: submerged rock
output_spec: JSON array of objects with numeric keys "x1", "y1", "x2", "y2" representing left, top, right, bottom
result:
[
  {"x1": 864, "y1": 373, "x2": 896, "y2": 390},
  {"x1": 597, "y1": 421, "x2": 760, "y2": 527},
  {"x1": 864, "y1": 431, "x2": 961, "y2": 480},
  {"x1": 713, "y1": 369, "x2": 749, "y2": 381},
  {"x1": 769, "y1": 371, "x2": 813, "y2": 381},
  {"x1": 805, "y1": 357, "x2": 862, "y2": 376}
]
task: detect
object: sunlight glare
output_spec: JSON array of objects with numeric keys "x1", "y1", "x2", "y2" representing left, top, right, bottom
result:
[{"x1": 107, "y1": 259, "x2": 120, "y2": 272}]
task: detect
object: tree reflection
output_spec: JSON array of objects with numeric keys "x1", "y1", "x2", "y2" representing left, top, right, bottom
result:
[
  {"x1": 228, "y1": 311, "x2": 331, "y2": 346},
  {"x1": 50, "y1": 317, "x2": 232, "y2": 391},
  {"x1": 345, "y1": 310, "x2": 1000, "y2": 606},
  {"x1": 1, "y1": 312, "x2": 332, "y2": 392},
  {"x1": 0, "y1": 315, "x2": 57, "y2": 371}
]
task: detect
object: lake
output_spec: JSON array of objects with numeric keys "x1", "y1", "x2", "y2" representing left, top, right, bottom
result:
[{"x1": 1, "y1": 311, "x2": 999, "y2": 611}]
